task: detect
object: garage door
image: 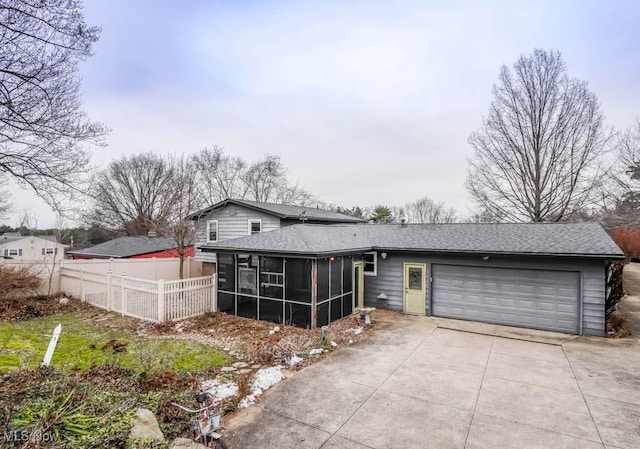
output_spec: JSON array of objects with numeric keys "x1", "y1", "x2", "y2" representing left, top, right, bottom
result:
[{"x1": 431, "y1": 265, "x2": 580, "y2": 334}]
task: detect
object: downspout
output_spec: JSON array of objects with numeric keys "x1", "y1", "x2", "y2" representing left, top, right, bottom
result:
[{"x1": 311, "y1": 259, "x2": 318, "y2": 329}]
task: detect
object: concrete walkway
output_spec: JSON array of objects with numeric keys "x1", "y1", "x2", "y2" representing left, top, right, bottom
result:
[{"x1": 224, "y1": 313, "x2": 640, "y2": 449}]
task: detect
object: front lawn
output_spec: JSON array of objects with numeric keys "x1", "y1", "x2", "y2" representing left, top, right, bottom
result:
[
  {"x1": 0, "y1": 311, "x2": 229, "y2": 372},
  {"x1": 0, "y1": 295, "x2": 388, "y2": 448}
]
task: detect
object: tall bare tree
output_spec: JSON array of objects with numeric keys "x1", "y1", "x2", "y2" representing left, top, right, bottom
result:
[
  {"x1": 405, "y1": 196, "x2": 457, "y2": 223},
  {"x1": 162, "y1": 155, "x2": 202, "y2": 279},
  {"x1": 193, "y1": 147, "x2": 316, "y2": 206},
  {"x1": 192, "y1": 146, "x2": 246, "y2": 204},
  {"x1": 0, "y1": 1, "x2": 107, "y2": 209},
  {"x1": 606, "y1": 119, "x2": 640, "y2": 225},
  {"x1": 87, "y1": 153, "x2": 178, "y2": 235},
  {"x1": 466, "y1": 49, "x2": 609, "y2": 222}
]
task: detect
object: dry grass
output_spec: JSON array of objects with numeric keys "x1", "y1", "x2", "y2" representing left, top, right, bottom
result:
[
  {"x1": 607, "y1": 310, "x2": 632, "y2": 338},
  {"x1": 0, "y1": 265, "x2": 42, "y2": 300}
]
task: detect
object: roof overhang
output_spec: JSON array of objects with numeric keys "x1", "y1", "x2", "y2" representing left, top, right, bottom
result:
[
  {"x1": 372, "y1": 247, "x2": 625, "y2": 260},
  {"x1": 189, "y1": 199, "x2": 366, "y2": 222},
  {"x1": 200, "y1": 245, "x2": 623, "y2": 260},
  {"x1": 199, "y1": 246, "x2": 371, "y2": 258}
]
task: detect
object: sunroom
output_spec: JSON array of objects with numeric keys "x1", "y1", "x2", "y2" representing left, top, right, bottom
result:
[{"x1": 215, "y1": 252, "x2": 361, "y2": 328}]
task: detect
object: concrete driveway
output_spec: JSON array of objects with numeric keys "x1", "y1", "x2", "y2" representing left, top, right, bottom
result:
[{"x1": 225, "y1": 317, "x2": 640, "y2": 449}]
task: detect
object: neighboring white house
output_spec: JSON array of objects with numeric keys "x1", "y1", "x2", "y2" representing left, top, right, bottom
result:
[{"x1": 0, "y1": 234, "x2": 66, "y2": 262}]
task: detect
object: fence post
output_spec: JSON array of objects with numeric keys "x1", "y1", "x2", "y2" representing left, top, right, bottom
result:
[
  {"x1": 211, "y1": 274, "x2": 217, "y2": 312},
  {"x1": 80, "y1": 269, "x2": 85, "y2": 302},
  {"x1": 158, "y1": 279, "x2": 165, "y2": 322},
  {"x1": 106, "y1": 270, "x2": 113, "y2": 311},
  {"x1": 121, "y1": 272, "x2": 127, "y2": 316}
]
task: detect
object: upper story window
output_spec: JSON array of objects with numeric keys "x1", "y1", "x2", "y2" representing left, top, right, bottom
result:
[
  {"x1": 207, "y1": 220, "x2": 218, "y2": 242},
  {"x1": 364, "y1": 252, "x2": 377, "y2": 276},
  {"x1": 42, "y1": 248, "x2": 58, "y2": 255},
  {"x1": 4, "y1": 249, "x2": 22, "y2": 257},
  {"x1": 248, "y1": 219, "x2": 262, "y2": 235}
]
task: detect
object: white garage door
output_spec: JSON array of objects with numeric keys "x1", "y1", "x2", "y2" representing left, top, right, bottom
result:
[{"x1": 431, "y1": 264, "x2": 580, "y2": 334}]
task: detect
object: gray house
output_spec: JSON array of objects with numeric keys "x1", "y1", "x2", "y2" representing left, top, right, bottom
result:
[
  {"x1": 190, "y1": 199, "x2": 366, "y2": 275},
  {"x1": 200, "y1": 222, "x2": 623, "y2": 336}
]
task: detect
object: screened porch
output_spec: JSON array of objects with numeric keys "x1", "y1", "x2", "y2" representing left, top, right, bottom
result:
[{"x1": 216, "y1": 253, "x2": 356, "y2": 328}]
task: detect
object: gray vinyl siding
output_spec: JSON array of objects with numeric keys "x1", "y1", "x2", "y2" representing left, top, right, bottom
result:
[
  {"x1": 194, "y1": 204, "x2": 281, "y2": 261},
  {"x1": 362, "y1": 252, "x2": 607, "y2": 336},
  {"x1": 364, "y1": 253, "x2": 425, "y2": 311},
  {"x1": 194, "y1": 248, "x2": 217, "y2": 263},
  {"x1": 581, "y1": 264, "x2": 606, "y2": 336}
]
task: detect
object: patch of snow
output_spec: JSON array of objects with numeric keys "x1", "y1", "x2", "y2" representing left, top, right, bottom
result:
[
  {"x1": 330, "y1": 341, "x2": 337, "y2": 348},
  {"x1": 238, "y1": 366, "x2": 284, "y2": 409},
  {"x1": 308, "y1": 348, "x2": 324, "y2": 356},
  {"x1": 201, "y1": 380, "x2": 239, "y2": 404},
  {"x1": 345, "y1": 327, "x2": 363, "y2": 335},
  {"x1": 288, "y1": 354, "x2": 303, "y2": 367}
]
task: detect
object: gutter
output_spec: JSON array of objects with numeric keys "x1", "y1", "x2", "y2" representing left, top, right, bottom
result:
[{"x1": 200, "y1": 245, "x2": 623, "y2": 260}]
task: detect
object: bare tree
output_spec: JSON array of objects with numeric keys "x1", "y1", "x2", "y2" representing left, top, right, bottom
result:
[
  {"x1": 242, "y1": 154, "x2": 287, "y2": 202},
  {"x1": 42, "y1": 215, "x2": 67, "y2": 294},
  {"x1": 16, "y1": 209, "x2": 38, "y2": 235},
  {"x1": 466, "y1": 49, "x2": 610, "y2": 222},
  {"x1": 192, "y1": 146, "x2": 246, "y2": 204},
  {"x1": 162, "y1": 155, "x2": 202, "y2": 279},
  {"x1": 87, "y1": 153, "x2": 177, "y2": 235},
  {"x1": 405, "y1": 196, "x2": 457, "y2": 223},
  {"x1": 0, "y1": 176, "x2": 11, "y2": 219},
  {"x1": 617, "y1": 120, "x2": 640, "y2": 182},
  {"x1": 0, "y1": 1, "x2": 107, "y2": 210},
  {"x1": 193, "y1": 147, "x2": 316, "y2": 206},
  {"x1": 604, "y1": 119, "x2": 640, "y2": 226}
]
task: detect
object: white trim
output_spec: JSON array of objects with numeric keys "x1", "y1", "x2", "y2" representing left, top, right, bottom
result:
[
  {"x1": 206, "y1": 220, "x2": 219, "y2": 242},
  {"x1": 248, "y1": 219, "x2": 262, "y2": 235},
  {"x1": 363, "y1": 251, "x2": 377, "y2": 276}
]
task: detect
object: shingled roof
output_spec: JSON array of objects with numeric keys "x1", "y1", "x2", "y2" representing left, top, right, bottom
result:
[
  {"x1": 200, "y1": 222, "x2": 623, "y2": 259},
  {"x1": 67, "y1": 237, "x2": 179, "y2": 258},
  {"x1": 190, "y1": 199, "x2": 366, "y2": 223}
]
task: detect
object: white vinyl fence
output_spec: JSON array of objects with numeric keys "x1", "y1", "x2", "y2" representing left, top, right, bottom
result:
[{"x1": 60, "y1": 267, "x2": 217, "y2": 322}]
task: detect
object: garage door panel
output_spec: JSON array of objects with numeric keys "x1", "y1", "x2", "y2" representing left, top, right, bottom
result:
[{"x1": 432, "y1": 265, "x2": 580, "y2": 334}]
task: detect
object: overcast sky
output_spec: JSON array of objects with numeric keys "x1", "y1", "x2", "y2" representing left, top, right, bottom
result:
[{"x1": 5, "y1": 0, "x2": 640, "y2": 227}]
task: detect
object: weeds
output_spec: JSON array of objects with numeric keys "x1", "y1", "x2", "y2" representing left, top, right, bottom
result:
[
  {"x1": 0, "y1": 266, "x2": 42, "y2": 300},
  {"x1": 607, "y1": 311, "x2": 632, "y2": 338}
]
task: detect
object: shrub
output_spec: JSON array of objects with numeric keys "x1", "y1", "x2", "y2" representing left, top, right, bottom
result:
[
  {"x1": 0, "y1": 266, "x2": 42, "y2": 300},
  {"x1": 612, "y1": 226, "x2": 640, "y2": 263},
  {"x1": 606, "y1": 261, "x2": 624, "y2": 316}
]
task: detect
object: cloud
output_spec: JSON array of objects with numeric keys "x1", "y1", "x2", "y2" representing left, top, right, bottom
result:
[{"x1": 5, "y1": 0, "x2": 640, "y2": 227}]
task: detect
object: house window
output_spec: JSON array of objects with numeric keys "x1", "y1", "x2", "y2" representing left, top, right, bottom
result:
[
  {"x1": 364, "y1": 252, "x2": 377, "y2": 276},
  {"x1": 207, "y1": 220, "x2": 218, "y2": 242},
  {"x1": 248, "y1": 220, "x2": 262, "y2": 235},
  {"x1": 42, "y1": 248, "x2": 57, "y2": 255},
  {"x1": 4, "y1": 249, "x2": 22, "y2": 257}
]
